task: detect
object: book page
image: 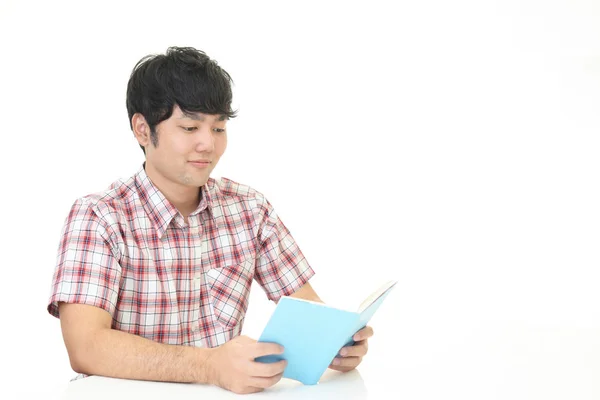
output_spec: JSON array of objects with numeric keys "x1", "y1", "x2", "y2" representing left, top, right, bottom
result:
[
  {"x1": 282, "y1": 296, "x2": 355, "y2": 313},
  {"x1": 357, "y1": 280, "x2": 398, "y2": 313}
]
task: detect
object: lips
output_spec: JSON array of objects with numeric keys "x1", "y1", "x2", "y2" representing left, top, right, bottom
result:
[{"x1": 189, "y1": 160, "x2": 211, "y2": 168}]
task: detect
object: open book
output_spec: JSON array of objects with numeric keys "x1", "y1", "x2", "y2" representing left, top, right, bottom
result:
[{"x1": 256, "y1": 280, "x2": 397, "y2": 385}]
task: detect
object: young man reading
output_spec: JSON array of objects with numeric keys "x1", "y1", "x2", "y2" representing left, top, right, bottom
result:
[{"x1": 47, "y1": 46, "x2": 373, "y2": 395}]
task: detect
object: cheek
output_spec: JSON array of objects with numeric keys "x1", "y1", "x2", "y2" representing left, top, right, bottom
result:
[
  {"x1": 152, "y1": 137, "x2": 189, "y2": 164},
  {"x1": 166, "y1": 134, "x2": 193, "y2": 154},
  {"x1": 216, "y1": 135, "x2": 228, "y2": 156}
]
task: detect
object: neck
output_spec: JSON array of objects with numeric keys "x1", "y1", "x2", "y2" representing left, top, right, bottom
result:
[{"x1": 144, "y1": 163, "x2": 201, "y2": 218}]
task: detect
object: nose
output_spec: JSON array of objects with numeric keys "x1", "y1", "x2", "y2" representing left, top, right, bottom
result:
[{"x1": 194, "y1": 126, "x2": 215, "y2": 153}]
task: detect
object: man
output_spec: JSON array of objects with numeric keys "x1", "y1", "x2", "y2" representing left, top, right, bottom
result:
[{"x1": 47, "y1": 46, "x2": 373, "y2": 395}]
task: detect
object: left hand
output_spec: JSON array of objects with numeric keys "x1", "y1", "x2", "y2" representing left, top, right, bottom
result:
[{"x1": 328, "y1": 326, "x2": 374, "y2": 372}]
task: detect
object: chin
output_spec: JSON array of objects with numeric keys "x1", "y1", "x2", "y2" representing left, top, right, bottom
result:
[
  {"x1": 193, "y1": 177, "x2": 209, "y2": 187},
  {"x1": 178, "y1": 173, "x2": 208, "y2": 187}
]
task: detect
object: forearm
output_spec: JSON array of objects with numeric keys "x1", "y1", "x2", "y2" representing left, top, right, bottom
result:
[
  {"x1": 72, "y1": 327, "x2": 214, "y2": 383},
  {"x1": 289, "y1": 281, "x2": 324, "y2": 303}
]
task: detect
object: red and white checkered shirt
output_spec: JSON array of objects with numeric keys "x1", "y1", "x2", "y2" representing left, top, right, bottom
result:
[{"x1": 47, "y1": 164, "x2": 315, "y2": 349}]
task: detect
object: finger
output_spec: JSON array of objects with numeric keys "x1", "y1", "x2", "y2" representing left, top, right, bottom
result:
[
  {"x1": 250, "y1": 342, "x2": 285, "y2": 359},
  {"x1": 330, "y1": 356, "x2": 362, "y2": 369},
  {"x1": 353, "y1": 326, "x2": 374, "y2": 341},
  {"x1": 328, "y1": 364, "x2": 355, "y2": 373},
  {"x1": 339, "y1": 341, "x2": 368, "y2": 357},
  {"x1": 251, "y1": 359, "x2": 287, "y2": 377},
  {"x1": 249, "y1": 372, "x2": 284, "y2": 389}
]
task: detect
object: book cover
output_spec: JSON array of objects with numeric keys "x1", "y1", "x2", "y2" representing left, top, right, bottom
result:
[{"x1": 256, "y1": 280, "x2": 397, "y2": 385}]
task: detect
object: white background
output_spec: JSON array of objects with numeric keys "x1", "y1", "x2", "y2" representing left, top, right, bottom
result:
[{"x1": 0, "y1": 0, "x2": 599, "y2": 398}]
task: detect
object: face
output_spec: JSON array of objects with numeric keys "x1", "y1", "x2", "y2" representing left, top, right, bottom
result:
[{"x1": 134, "y1": 105, "x2": 228, "y2": 189}]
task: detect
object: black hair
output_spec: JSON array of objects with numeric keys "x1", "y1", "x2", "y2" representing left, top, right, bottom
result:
[{"x1": 126, "y1": 46, "x2": 237, "y2": 153}]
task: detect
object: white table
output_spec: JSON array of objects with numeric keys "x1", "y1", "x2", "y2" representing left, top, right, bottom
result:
[
  {"x1": 55, "y1": 324, "x2": 600, "y2": 399},
  {"x1": 60, "y1": 369, "x2": 369, "y2": 400}
]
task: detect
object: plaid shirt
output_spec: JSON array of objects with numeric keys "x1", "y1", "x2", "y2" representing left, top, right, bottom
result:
[{"x1": 47, "y1": 164, "x2": 315, "y2": 349}]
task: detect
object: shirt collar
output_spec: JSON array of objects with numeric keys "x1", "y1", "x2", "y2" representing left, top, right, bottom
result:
[{"x1": 134, "y1": 164, "x2": 217, "y2": 239}]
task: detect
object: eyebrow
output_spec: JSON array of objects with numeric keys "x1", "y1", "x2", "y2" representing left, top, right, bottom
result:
[{"x1": 180, "y1": 111, "x2": 228, "y2": 122}]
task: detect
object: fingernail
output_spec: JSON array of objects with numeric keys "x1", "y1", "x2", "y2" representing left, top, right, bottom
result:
[
  {"x1": 340, "y1": 349, "x2": 347, "y2": 356},
  {"x1": 332, "y1": 359, "x2": 340, "y2": 366}
]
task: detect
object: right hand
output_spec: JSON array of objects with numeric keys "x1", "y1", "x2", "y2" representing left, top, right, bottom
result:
[{"x1": 207, "y1": 335, "x2": 287, "y2": 394}]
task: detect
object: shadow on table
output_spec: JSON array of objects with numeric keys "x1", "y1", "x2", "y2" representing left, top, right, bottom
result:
[{"x1": 253, "y1": 368, "x2": 369, "y2": 399}]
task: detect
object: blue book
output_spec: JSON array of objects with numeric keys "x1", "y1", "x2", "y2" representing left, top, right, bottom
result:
[{"x1": 256, "y1": 280, "x2": 397, "y2": 385}]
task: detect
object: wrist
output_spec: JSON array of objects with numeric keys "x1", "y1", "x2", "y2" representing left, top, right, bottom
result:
[{"x1": 199, "y1": 346, "x2": 219, "y2": 385}]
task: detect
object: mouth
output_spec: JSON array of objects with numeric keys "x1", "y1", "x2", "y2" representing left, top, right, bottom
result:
[{"x1": 189, "y1": 160, "x2": 211, "y2": 168}]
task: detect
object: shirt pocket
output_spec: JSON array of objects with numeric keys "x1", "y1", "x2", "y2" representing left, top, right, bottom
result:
[{"x1": 205, "y1": 259, "x2": 254, "y2": 330}]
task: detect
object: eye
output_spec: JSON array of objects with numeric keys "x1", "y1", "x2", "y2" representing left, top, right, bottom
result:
[
  {"x1": 213, "y1": 128, "x2": 226, "y2": 133},
  {"x1": 181, "y1": 126, "x2": 197, "y2": 132}
]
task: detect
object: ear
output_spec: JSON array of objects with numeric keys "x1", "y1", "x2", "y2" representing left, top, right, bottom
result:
[{"x1": 132, "y1": 113, "x2": 152, "y2": 148}]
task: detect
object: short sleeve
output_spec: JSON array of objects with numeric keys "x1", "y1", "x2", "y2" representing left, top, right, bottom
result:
[
  {"x1": 47, "y1": 198, "x2": 122, "y2": 318},
  {"x1": 253, "y1": 196, "x2": 315, "y2": 302}
]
